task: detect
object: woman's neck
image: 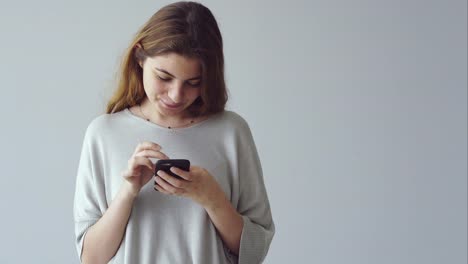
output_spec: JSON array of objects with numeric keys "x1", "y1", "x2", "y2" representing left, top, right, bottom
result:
[{"x1": 140, "y1": 99, "x2": 195, "y2": 127}]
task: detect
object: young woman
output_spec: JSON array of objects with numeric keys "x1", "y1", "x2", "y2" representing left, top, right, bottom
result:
[{"x1": 73, "y1": 2, "x2": 275, "y2": 263}]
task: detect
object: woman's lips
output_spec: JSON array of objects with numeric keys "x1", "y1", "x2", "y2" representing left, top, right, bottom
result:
[{"x1": 161, "y1": 100, "x2": 183, "y2": 109}]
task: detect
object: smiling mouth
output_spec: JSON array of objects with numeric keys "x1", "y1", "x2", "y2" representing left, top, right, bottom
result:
[{"x1": 161, "y1": 100, "x2": 183, "y2": 109}]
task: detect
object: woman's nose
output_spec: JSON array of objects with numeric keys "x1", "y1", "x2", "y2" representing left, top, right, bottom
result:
[{"x1": 167, "y1": 82, "x2": 184, "y2": 103}]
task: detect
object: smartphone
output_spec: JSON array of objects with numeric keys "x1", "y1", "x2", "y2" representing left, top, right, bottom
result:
[{"x1": 155, "y1": 159, "x2": 190, "y2": 180}]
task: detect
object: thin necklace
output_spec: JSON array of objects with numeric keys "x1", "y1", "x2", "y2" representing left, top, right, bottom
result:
[{"x1": 139, "y1": 103, "x2": 194, "y2": 129}]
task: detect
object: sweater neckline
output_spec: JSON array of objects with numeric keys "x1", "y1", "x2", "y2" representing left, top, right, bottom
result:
[{"x1": 122, "y1": 107, "x2": 221, "y2": 132}]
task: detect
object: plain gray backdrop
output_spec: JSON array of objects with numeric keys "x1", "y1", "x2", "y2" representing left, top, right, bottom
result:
[{"x1": 0, "y1": 0, "x2": 466, "y2": 263}]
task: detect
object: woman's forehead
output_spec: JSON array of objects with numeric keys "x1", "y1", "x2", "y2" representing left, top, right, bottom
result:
[{"x1": 149, "y1": 53, "x2": 201, "y2": 78}]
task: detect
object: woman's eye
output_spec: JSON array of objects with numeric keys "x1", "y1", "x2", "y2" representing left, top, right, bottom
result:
[
  {"x1": 188, "y1": 82, "x2": 201, "y2": 87},
  {"x1": 157, "y1": 76, "x2": 170, "y2": 81},
  {"x1": 157, "y1": 75, "x2": 200, "y2": 87}
]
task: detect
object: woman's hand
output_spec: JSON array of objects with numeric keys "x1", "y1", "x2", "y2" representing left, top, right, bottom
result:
[
  {"x1": 154, "y1": 165, "x2": 226, "y2": 209},
  {"x1": 122, "y1": 141, "x2": 169, "y2": 196}
]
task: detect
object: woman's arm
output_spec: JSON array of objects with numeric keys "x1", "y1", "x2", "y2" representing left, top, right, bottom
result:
[
  {"x1": 156, "y1": 165, "x2": 244, "y2": 255},
  {"x1": 204, "y1": 194, "x2": 244, "y2": 256},
  {"x1": 81, "y1": 182, "x2": 137, "y2": 264},
  {"x1": 76, "y1": 140, "x2": 165, "y2": 264}
]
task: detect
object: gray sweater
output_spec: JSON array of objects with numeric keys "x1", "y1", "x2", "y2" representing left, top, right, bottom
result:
[{"x1": 73, "y1": 108, "x2": 275, "y2": 264}]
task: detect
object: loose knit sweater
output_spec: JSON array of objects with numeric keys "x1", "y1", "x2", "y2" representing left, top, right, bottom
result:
[{"x1": 73, "y1": 108, "x2": 275, "y2": 263}]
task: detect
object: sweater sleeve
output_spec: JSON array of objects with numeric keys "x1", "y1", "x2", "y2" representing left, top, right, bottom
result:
[
  {"x1": 73, "y1": 124, "x2": 108, "y2": 262},
  {"x1": 228, "y1": 119, "x2": 276, "y2": 264}
]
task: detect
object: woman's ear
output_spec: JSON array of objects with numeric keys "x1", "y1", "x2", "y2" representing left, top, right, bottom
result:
[{"x1": 134, "y1": 43, "x2": 144, "y2": 68}]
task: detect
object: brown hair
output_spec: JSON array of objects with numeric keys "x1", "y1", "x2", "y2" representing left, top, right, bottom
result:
[{"x1": 105, "y1": 1, "x2": 228, "y2": 116}]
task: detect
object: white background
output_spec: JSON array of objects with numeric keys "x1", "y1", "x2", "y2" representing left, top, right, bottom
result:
[{"x1": 0, "y1": 0, "x2": 466, "y2": 263}]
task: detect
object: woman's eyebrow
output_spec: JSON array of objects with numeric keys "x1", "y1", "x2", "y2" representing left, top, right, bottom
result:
[{"x1": 155, "y1": 67, "x2": 201, "y2": 80}]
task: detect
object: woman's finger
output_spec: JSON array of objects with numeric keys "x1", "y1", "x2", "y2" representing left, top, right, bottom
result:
[
  {"x1": 154, "y1": 175, "x2": 185, "y2": 195},
  {"x1": 154, "y1": 183, "x2": 170, "y2": 194},
  {"x1": 135, "y1": 149, "x2": 170, "y2": 160},
  {"x1": 156, "y1": 170, "x2": 187, "y2": 188},
  {"x1": 133, "y1": 141, "x2": 161, "y2": 156},
  {"x1": 128, "y1": 155, "x2": 154, "y2": 172},
  {"x1": 169, "y1": 166, "x2": 192, "y2": 181}
]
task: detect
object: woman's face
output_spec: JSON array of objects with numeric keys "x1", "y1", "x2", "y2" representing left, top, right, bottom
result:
[{"x1": 140, "y1": 52, "x2": 202, "y2": 119}]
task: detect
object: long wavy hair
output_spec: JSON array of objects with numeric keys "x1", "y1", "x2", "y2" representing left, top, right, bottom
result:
[{"x1": 106, "y1": 1, "x2": 228, "y2": 117}]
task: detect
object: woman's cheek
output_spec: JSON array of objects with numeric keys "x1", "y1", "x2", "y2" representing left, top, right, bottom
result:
[
  {"x1": 189, "y1": 87, "x2": 201, "y2": 97},
  {"x1": 150, "y1": 81, "x2": 164, "y2": 94}
]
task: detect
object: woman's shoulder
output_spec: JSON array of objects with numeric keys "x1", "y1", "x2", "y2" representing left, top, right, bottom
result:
[
  {"x1": 82, "y1": 110, "x2": 128, "y2": 138},
  {"x1": 216, "y1": 110, "x2": 253, "y2": 134},
  {"x1": 221, "y1": 109, "x2": 244, "y2": 121}
]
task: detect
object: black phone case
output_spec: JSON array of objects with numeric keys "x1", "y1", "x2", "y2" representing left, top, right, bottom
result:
[{"x1": 154, "y1": 159, "x2": 190, "y2": 180}]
